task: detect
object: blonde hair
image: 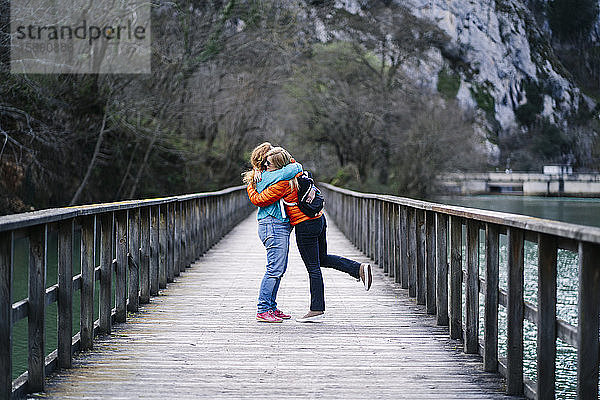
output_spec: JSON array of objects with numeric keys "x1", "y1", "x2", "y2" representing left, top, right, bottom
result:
[
  {"x1": 242, "y1": 142, "x2": 273, "y2": 185},
  {"x1": 263, "y1": 147, "x2": 298, "y2": 191}
]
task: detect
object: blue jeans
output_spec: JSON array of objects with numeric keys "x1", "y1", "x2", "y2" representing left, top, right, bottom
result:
[
  {"x1": 257, "y1": 216, "x2": 293, "y2": 313},
  {"x1": 295, "y1": 215, "x2": 361, "y2": 311}
]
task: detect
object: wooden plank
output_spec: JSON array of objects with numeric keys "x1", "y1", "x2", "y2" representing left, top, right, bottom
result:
[
  {"x1": 465, "y1": 220, "x2": 479, "y2": 354},
  {"x1": 80, "y1": 216, "x2": 95, "y2": 350},
  {"x1": 416, "y1": 210, "x2": 426, "y2": 305},
  {"x1": 58, "y1": 219, "x2": 73, "y2": 369},
  {"x1": 99, "y1": 213, "x2": 113, "y2": 335},
  {"x1": 400, "y1": 206, "x2": 409, "y2": 289},
  {"x1": 159, "y1": 205, "x2": 167, "y2": 289},
  {"x1": 128, "y1": 208, "x2": 140, "y2": 312},
  {"x1": 436, "y1": 213, "x2": 448, "y2": 326},
  {"x1": 449, "y1": 216, "x2": 463, "y2": 340},
  {"x1": 506, "y1": 227, "x2": 524, "y2": 395},
  {"x1": 577, "y1": 241, "x2": 600, "y2": 399},
  {"x1": 408, "y1": 208, "x2": 417, "y2": 298},
  {"x1": 139, "y1": 207, "x2": 150, "y2": 304},
  {"x1": 425, "y1": 211, "x2": 436, "y2": 315},
  {"x1": 0, "y1": 231, "x2": 12, "y2": 400},
  {"x1": 115, "y1": 211, "x2": 128, "y2": 323},
  {"x1": 484, "y1": 223, "x2": 499, "y2": 372},
  {"x1": 150, "y1": 206, "x2": 159, "y2": 296},
  {"x1": 537, "y1": 233, "x2": 557, "y2": 400},
  {"x1": 28, "y1": 224, "x2": 47, "y2": 392}
]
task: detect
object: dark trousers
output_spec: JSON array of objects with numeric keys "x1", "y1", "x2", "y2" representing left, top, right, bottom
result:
[{"x1": 294, "y1": 215, "x2": 361, "y2": 311}]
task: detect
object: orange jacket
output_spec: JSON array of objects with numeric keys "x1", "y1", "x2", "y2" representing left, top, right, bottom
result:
[{"x1": 246, "y1": 178, "x2": 322, "y2": 226}]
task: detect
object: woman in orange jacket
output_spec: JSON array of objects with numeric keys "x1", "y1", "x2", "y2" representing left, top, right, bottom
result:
[
  {"x1": 247, "y1": 148, "x2": 372, "y2": 323},
  {"x1": 243, "y1": 143, "x2": 303, "y2": 323}
]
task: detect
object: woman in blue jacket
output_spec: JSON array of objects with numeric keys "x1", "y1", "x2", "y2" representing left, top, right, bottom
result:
[{"x1": 243, "y1": 144, "x2": 302, "y2": 323}]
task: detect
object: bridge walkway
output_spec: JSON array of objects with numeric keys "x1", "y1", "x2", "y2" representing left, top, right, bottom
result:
[{"x1": 35, "y1": 212, "x2": 516, "y2": 399}]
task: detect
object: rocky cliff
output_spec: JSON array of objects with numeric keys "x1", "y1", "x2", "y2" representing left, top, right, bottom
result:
[{"x1": 315, "y1": 0, "x2": 596, "y2": 137}]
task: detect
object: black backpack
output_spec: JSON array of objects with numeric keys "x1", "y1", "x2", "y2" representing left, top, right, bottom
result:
[{"x1": 284, "y1": 170, "x2": 324, "y2": 217}]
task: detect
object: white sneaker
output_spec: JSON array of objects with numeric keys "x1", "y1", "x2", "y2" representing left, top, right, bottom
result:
[
  {"x1": 361, "y1": 263, "x2": 372, "y2": 291},
  {"x1": 296, "y1": 311, "x2": 324, "y2": 323}
]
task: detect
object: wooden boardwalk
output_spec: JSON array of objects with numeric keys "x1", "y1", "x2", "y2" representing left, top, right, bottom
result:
[{"x1": 34, "y1": 212, "x2": 517, "y2": 399}]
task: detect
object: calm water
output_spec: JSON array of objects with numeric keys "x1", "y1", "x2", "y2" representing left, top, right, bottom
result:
[
  {"x1": 434, "y1": 195, "x2": 600, "y2": 398},
  {"x1": 11, "y1": 196, "x2": 600, "y2": 397},
  {"x1": 434, "y1": 195, "x2": 600, "y2": 228}
]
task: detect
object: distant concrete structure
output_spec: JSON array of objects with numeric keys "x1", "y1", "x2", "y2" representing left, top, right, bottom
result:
[
  {"x1": 438, "y1": 169, "x2": 600, "y2": 197},
  {"x1": 543, "y1": 165, "x2": 573, "y2": 175}
]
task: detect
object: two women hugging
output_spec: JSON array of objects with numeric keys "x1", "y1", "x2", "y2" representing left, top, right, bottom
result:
[{"x1": 243, "y1": 142, "x2": 373, "y2": 323}]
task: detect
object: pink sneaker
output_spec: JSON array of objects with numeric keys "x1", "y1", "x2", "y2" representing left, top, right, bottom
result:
[
  {"x1": 272, "y1": 309, "x2": 291, "y2": 319},
  {"x1": 256, "y1": 311, "x2": 283, "y2": 323}
]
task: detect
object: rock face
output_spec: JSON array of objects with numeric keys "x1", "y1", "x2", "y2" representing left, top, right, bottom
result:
[{"x1": 327, "y1": 0, "x2": 591, "y2": 132}]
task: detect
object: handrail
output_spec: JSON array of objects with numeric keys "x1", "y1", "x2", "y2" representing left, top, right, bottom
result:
[
  {"x1": 321, "y1": 184, "x2": 600, "y2": 244},
  {"x1": 0, "y1": 186, "x2": 253, "y2": 399},
  {"x1": 0, "y1": 186, "x2": 246, "y2": 233},
  {"x1": 321, "y1": 183, "x2": 600, "y2": 399}
]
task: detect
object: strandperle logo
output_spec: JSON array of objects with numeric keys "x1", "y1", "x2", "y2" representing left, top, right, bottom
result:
[
  {"x1": 11, "y1": 0, "x2": 151, "y2": 74},
  {"x1": 14, "y1": 20, "x2": 147, "y2": 45}
]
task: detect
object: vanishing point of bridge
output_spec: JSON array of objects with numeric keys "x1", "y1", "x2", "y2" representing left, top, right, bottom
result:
[{"x1": 2, "y1": 184, "x2": 600, "y2": 399}]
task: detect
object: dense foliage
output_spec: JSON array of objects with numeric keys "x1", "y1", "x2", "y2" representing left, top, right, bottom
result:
[{"x1": 0, "y1": 0, "x2": 597, "y2": 215}]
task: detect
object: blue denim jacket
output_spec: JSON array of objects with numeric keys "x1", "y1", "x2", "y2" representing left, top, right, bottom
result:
[{"x1": 255, "y1": 162, "x2": 302, "y2": 221}]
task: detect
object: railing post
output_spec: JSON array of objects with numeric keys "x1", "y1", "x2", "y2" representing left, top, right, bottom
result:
[
  {"x1": 368, "y1": 199, "x2": 373, "y2": 259},
  {"x1": 58, "y1": 219, "x2": 73, "y2": 369},
  {"x1": 115, "y1": 211, "x2": 128, "y2": 323},
  {"x1": 408, "y1": 208, "x2": 417, "y2": 298},
  {"x1": 381, "y1": 201, "x2": 387, "y2": 274},
  {"x1": 465, "y1": 220, "x2": 479, "y2": 354},
  {"x1": 380, "y1": 201, "x2": 386, "y2": 272},
  {"x1": 174, "y1": 202, "x2": 181, "y2": 273},
  {"x1": 400, "y1": 207, "x2": 408, "y2": 289},
  {"x1": 537, "y1": 233, "x2": 557, "y2": 399},
  {"x1": 28, "y1": 224, "x2": 46, "y2": 392},
  {"x1": 507, "y1": 227, "x2": 524, "y2": 395},
  {"x1": 394, "y1": 204, "x2": 401, "y2": 284},
  {"x1": 436, "y1": 214, "x2": 448, "y2": 326},
  {"x1": 416, "y1": 210, "x2": 426, "y2": 305},
  {"x1": 449, "y1": 216, "x2": 462, "y2": 340},
  {"x1": 139, "y1": 207, "x2": 150, "y2": 304},
  {"x1": 182, "y1": 203, "x2": 189, "y2": 266},
  {"x1": 80, "y1": 216, "x2": 95, "y2": 350},
  {"x1": 363, "y1": 199, "x2": 368, "y2": 253},
  {"x1": 99, "y1": 213, "x2": 113, "y2": 335},
  {"x1": 150, "y1": 206, "x2": 159, "y2": 296},
  {"x1": 425, "y1": 211, "x2": 436, "y2": 315},
  {"x1": 484, "y1": 223, "x2": 499, "y2": 372},
  {"x1": 577, "y1": 241, "x2": 600, "y2": 399},
  {"x1": 159, "y1": 205, "x2": 167, "y2": 289},
  {"x1": 128, "y1": 208, "x2": 140, "y2": 312},
  {"x1": 167, "y1": 203, "x2": 175, "y2": 282},
  {"x1": 192, "y1": 199, "x2": 199, "y2": 263},
  {"x1": 0, "y1": 231, "x2": 13, "y2": 400}
]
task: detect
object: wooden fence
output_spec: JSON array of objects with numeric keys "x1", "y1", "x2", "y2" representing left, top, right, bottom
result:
[
  {"x1": 321, "y1": 183, "x2": 600, "y2": 399},
  {"x1": 0, "y1": 186, "x2": 253, "y2": 399}
]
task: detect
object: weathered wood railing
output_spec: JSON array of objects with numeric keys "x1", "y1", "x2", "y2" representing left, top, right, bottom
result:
[
  {"x1": 321, "y1": 183, "x2": 600, "y2": 399},
  {"x1": 0, "y1": 186, "x2": 253, "y2": 399}
]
